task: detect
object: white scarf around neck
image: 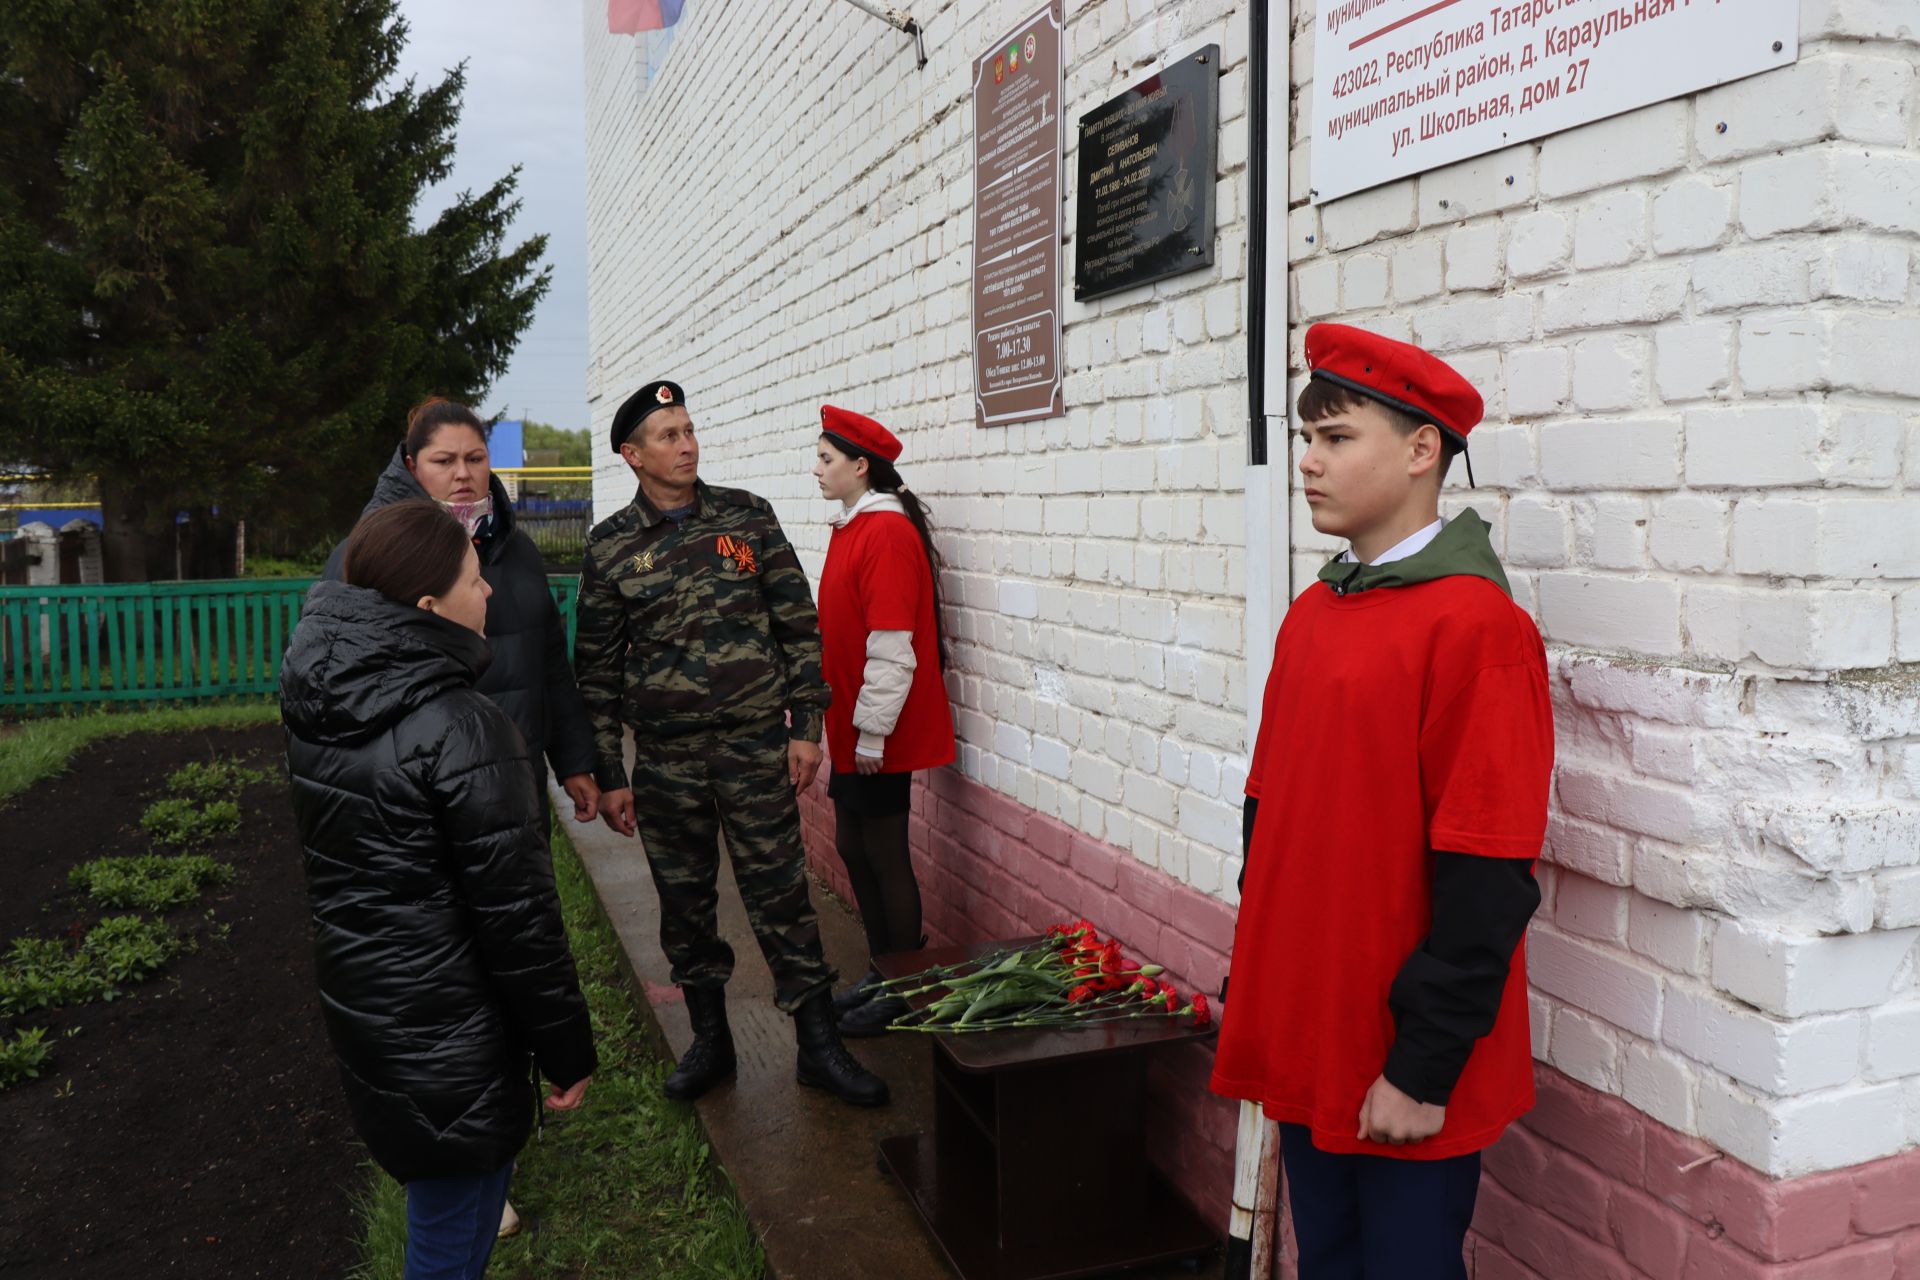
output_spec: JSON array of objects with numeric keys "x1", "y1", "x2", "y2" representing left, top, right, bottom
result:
[{"x1": 831, "y1": 488, "x2": 907, "y2": 528}]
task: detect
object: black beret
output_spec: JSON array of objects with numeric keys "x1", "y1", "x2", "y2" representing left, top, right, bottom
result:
[{"x1": 610, "y1": 380, "x2": 686, "y2": 453}]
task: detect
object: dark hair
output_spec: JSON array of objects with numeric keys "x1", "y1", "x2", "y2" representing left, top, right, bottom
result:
[
  {"x1": 404, "y1": 397, "x2": 490, "y2": 460},
  {"x1": 341, "y1": 500, "x2": 472, "y2": 605},
  {"x1": 822, "y1": 433, "x2": 949, "y2": 668},
  {"x1": 1296, "y1": 379, "x2": 1460, "y2": 480}
]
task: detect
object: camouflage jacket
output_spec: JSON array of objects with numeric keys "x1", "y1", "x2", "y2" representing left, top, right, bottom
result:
[{"x1": 574, "y1": 480, "x2": 829, "y2": 788}]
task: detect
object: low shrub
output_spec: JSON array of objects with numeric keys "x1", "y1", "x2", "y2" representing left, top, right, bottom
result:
[
  {"x1": 140, "y1": 797, "x2": 241, "y2": 848},
  {"x1": 81, "y1": 915, "x2": 182, "y2": 983},
  {"x1": 0, "y1": 916, "x2": 180, "y2": 1015},
  {"x1": 0, "y1": 937, "x2": 114, "y2": 1015},
  {"x1": 163, "y1": 759, "x2": 272, "y2": 806},
  {"x1": 69, "y1": 854, "x2": 234, "y2": 911},
  {"x1": 0, "y1": 1026, "x2": 52, "y2": 1089}
]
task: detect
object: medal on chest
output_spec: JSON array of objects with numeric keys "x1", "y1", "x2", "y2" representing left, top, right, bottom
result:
[{"x1": 715, "y1": 534, "x2": 756, "y2": 574}]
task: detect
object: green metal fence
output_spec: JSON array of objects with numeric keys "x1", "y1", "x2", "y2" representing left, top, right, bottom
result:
[
  {"x1": 1, "y1": 576, "x2": 582, "y2": 715},
  {"x1": 548, "y1": 574, "x2": 582, "y2": 653},
  {"x1": 498, "y1": 467, "x2": 593, "y2": 570}
]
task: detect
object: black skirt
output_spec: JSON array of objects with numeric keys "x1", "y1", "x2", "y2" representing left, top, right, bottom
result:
[{"x1": 827, "y1": 767, "x2": 913, "y2": 817}]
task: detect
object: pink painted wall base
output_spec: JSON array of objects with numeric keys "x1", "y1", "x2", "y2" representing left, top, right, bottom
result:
[
  {"x1": 799, "y1": 766, "x2": 1920, "y2": 1277},
  {"x1": 1472, "y1": 1067, "x2": 1920, "y2": 1279}
]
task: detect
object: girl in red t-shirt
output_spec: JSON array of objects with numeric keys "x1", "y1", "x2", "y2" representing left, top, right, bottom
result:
[{"x1": 811, "y1": 405, "x2": 956, "y2": 1037}]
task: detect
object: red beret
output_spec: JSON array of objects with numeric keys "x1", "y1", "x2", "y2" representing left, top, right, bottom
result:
[
  {"x1": 820, "y1": 404, "x2": 901, "y2": 463},
  {"x1": 1303, "y1": 323, "x2": 1484, "y2": 446}
]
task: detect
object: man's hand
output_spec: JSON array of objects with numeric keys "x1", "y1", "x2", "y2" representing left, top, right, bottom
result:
[
  {"x1": 788, "y1": 739, "x2": 822, "y2": 791},
  {"x1": 598, "y1": 788, "x2": 637, "y2": 837},
  {"x1": 544, "y1": 1075, "x2": 591, "y2": 1111},
  {"x1": 561, "y1": 773, "x2": 600, "y2": 823},
  {"x1": 1356, "y1": 1075, "x2": 1445, "y2": 1146},
  {"x1": 854, "y1": 751, "x2": 885, "y2": 775}
]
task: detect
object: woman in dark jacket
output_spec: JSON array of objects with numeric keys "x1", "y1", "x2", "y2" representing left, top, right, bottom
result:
[
  {"x1": 284, "y1": 500, "x2": 596, "y2": 1280},
  {"x1": 322, "y1": 398, "x2": 600, "y2": 827}
]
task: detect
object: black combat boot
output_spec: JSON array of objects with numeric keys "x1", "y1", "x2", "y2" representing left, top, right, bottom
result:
[
  {"x1": 663, "y1": 984, "x2": 736, "y2": 1102},
  {"x1": 837, "y1": 988, "x2": 909, "y2": 1038},
  {"x1": 794, "y1": 991, "x2": 890, "y2": 1107},
  {"x1": 838, "y1": 933, "x2": 924, "y2": 1035},
  {"x1": 831, "y1": 968, "x2": 884, "y2": 1014}
]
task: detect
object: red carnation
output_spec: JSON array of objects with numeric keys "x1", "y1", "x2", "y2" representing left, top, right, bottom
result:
[{"x1": 1191, "y1": 994, "x2": 1212, "y2": 1026}]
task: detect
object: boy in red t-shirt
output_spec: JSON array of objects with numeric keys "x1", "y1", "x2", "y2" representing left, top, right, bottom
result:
[{"x1": 1211, "y1": 324, "x2": 1554, "y2": 1279}]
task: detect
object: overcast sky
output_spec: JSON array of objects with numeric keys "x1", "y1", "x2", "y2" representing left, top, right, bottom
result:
[{"x1": 393, "y1": 1, "x2": 590, "y2": 433}]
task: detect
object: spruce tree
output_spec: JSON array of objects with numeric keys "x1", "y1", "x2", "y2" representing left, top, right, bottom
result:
[{"x1": 0, "y1": 0, "x2": 549, "y2": 579}]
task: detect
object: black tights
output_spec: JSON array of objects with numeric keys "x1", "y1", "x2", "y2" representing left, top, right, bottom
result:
[{"x1": 834, "y1": 805, "x2": 922, "y2": 960}]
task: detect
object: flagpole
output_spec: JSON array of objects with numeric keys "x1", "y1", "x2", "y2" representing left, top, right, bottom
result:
[{"x1": 835, "y1": 0, "x2": 927, "y2": 68}]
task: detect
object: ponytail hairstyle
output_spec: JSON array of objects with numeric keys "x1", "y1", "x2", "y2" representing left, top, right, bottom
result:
[
  {"x1": 825, "y1": 433, "x2": 949, "y2": 669},
  {"x1": 403, "y1": 397, "x2": 490, "y2": 460}
]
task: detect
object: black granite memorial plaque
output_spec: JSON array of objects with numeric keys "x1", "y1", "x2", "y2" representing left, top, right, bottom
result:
[{"x1": 1073, "y1": 46, "x2": 1219, "y2": 302}]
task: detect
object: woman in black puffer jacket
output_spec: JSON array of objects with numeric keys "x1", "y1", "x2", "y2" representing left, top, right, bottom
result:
[
  {"x1": 283, "y1": 500, "x2": 595, "y2": 1280},
  {"x1": 322, "y1": 398, "x2": 601, "y2": 829}
]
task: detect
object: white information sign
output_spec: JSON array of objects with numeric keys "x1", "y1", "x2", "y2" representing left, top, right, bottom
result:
[{"x1": 1310, "y1": 0, "x2": 1799, "y2": 203}]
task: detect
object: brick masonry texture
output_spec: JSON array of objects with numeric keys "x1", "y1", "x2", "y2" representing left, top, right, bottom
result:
[
  {"x1": 1281, "y1": 0, "x2": 1920, "y2": 1192},
  {"x1": 583, "y1": 0, "x2": 1920, "y2": 1264},
  {"x1": 797, "y1": 766, "x2": 1920, "y2": 1273},
  {"x1": 584, "y1": 0, "x2": 1257, "y2": 908}
]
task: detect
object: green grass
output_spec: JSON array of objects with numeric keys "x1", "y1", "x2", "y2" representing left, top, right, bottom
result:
[
  {"x1": 242, "y1": 553, "x2": 328, "y2": 579},
  {"x1": 0, "y1": 704, "x2": 280, "y2": 809},
  {"x1": 352, "y1": 823, "x2": 766, "y2": 1280},
  {"x1": 0, "y1": 705, "x2": 273, "y2": 1091}
]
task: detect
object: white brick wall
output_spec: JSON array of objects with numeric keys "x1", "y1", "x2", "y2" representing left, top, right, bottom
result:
[
  {"x1": 581, "y1": 1, "x2": 1255, "y2": 896},
  {"x1": 585, "y1": 0, "x2": 1920, "y2": 1181},
  {"x1": 1288, "y1": 1, "x2": 1920, "y2": 1177}
]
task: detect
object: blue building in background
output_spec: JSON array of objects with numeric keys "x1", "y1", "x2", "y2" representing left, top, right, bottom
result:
[{"x1": 489, "y1": 419, "x2": 524, "y2": 469}]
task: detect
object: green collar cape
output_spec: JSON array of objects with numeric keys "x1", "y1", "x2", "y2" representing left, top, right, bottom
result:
[{"x1": 1315, "y1": 507, "x2": 1511, "y2": 599}]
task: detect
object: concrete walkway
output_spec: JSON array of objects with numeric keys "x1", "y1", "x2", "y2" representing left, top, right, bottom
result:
[{"x1": 555, "y1": 772, "x2": 1225, "y2": 1280}]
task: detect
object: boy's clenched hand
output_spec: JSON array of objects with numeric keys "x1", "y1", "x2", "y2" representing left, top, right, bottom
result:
[{"x1": 1357, "y1": 1075, "x2": 1446, "y2": 1145}]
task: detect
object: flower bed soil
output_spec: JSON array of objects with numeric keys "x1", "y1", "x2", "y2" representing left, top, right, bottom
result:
[{"x1": 0, "y1": 723, "x2": 362, "y2": 1278}]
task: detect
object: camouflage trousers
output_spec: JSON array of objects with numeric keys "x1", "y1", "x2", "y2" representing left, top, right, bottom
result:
[{"x1": 629, "y1": 718, "x2": 835, "y2": 1011}]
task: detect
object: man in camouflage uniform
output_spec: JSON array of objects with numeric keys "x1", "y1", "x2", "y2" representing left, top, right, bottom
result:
[{"x1": 574, "y1": 379, "x2": 889, "y2": 1108}]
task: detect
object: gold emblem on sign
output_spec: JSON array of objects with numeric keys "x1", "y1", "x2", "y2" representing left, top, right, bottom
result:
[{"x1": 630, "y1": 550, "x2": 655, "y2": 573}]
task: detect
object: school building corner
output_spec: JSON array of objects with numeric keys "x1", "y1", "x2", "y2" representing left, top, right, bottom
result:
[{"x1": 582, "y1": 0, "x2": 1920, "y2": 1275}]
